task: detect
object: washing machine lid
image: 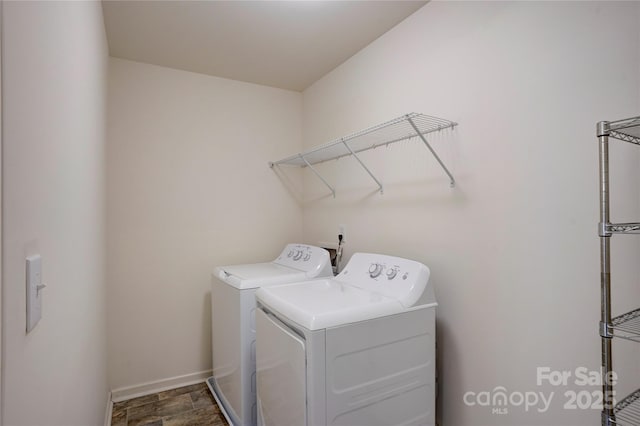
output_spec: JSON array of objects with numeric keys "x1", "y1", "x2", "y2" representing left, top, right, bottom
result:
[
  {"x1": 256, "y1": 279, "x2": 405, "y2": 330},
  {"x1": 214, "y1": 244, "x2": 333, "y2": 290},
  {"x1": 215, "y1": 263, "x2": 308, "y2": 290}
]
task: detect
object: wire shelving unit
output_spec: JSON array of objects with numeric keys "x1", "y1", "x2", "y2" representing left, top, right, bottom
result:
[
  {"x1": 269, "y1": 113, "x2": 457, "y2": 197},
  {"x1": 597, "y1": 115, "x2": 640, "y2": 426}
]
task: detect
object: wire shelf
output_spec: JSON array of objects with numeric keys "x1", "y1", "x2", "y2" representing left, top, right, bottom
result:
[
  {"x1": 614, "y1": 388, "x2": 640, "y2": 425},
  {"x1": 605, "y1": 116, "x2": 640, "y2": 145},
  {"x1": 272, "y1": 113, "x2": 456, "y2": 167},
  {"x1": 610, "y1": 308, "x2": 640, "y2": 342},
  {"x1": 269, "y1": 113, "x2": 457, "y2": 196},
  {"x1": 607, "y1": 223, "x2": 640, "y2": 234}
]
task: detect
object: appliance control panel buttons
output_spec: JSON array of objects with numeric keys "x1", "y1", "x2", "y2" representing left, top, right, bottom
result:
[
  {"x1": 386, "y1": 267, "x2": 398, "y2": 280},
  {"x1": 363, "y1": 262, "x2": 402, "y2": 281},
  {"x1": 284, "y1": 246, "x2": 315, "y2": 262},
  {"x1": 275, "y1": 244, "x2": 332, "y2": 272},
  {"x1": 369, "y1": 263, "x2": 383, "y2": 278},
  {"x1": 334, "y1": 253, "x2": 430, "y2": 307}
]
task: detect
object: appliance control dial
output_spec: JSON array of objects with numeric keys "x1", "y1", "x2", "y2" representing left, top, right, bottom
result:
[
  {"x1": 386, "y1": 268, "x2": 398, "y2": 280},
  {"x1": 303, "y1": 253, "x2": 311, "y2": 261},
  {"x1": 287, "y1": 250, "x2": 294, "y2": 258},
  {"x1": 369, "y1": 263, "x2": 383, "y2": 278},
  {"x1": 293, "y1": 250, "x2": 303, "y2": 261}
]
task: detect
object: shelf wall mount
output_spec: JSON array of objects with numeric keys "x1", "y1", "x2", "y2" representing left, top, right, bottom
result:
[{"x1": 269, "y1": 113, "x2": 458, "y2": 197}]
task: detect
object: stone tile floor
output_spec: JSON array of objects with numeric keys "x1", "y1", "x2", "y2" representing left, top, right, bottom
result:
[{"x1": 111, "y1": 382, "x2": 228, "y2": 426}]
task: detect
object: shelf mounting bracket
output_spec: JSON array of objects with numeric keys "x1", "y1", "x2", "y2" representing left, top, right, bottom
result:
[
  {"x1": 299, "y1": 154, "x2": 336, "y2": 198},
  {"x1": 341, "y1": 139, "x2": 383, "y2": 194},
  {"x1": 599, "y1": 321, "x2": 613, "y2": 338},
  {"x1": 406, "y1": 115, "x2": 456, "y2": 187}
]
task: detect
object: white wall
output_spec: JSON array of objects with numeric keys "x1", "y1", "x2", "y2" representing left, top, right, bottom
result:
[
  {"x1": 2, "y1": 2, "x2": 109, "y2": 425},
  {"x1": 301, "y1": 2, "x2": 640, "y2": 425},
  {"x1": 107, "y1": 58, "x2": 303, "y2": 391}
]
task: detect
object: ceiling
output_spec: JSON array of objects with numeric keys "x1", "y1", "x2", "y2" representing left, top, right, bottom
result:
[{"x1": 102, "y1": 1, "x2": 427, "y2": 91}]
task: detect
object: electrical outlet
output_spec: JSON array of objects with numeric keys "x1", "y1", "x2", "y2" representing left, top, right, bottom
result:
[{"x1": 26, "y1": 255, "x2": 45, "y2": 332}]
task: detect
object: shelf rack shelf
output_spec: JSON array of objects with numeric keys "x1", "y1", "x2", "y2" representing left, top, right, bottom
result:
[
  {"x1": 603, "y1": 223, "x2": 640, "y2": 235},
  {"x1": 606, "y1": 117, "x2": 640, "y2": 145},
  {"x1": 614, "y1": 389, "x2": 640, "y2": 425},
  {"x1": 609, "y1": 308, "x2": 640, "y2": 343},
  {"x1": 269, "y1": 113, "x2": 457, "y2": 197},
  {"x1": 597, "y1": 115, "x2": 640, "y2": 426}
]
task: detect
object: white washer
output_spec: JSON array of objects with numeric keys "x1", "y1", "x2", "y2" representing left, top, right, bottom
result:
[
  {"x1": 255, "y1": 252, "x2": 437, "y2": 426},
  {"x1": 207, "y1": 244, "x2": 332, "y2": 426}
]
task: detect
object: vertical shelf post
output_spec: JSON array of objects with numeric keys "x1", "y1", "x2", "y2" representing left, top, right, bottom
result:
[{"x1": 598, "y1": 121, "x2": 614, "y2": 425}]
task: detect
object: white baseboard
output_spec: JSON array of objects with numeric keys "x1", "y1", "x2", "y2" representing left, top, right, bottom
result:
[
  {"x1": 110, "y1": 370, "x2": 213, "y2": 403},
  {"x1": 104, "y1": 391, "x2": 113, "y2": 426}
]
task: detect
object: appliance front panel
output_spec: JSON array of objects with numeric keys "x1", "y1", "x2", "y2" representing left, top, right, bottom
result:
[
  {"x1": 256, "y1": 309, "x2": 307, "y2": 426},
  {"x1": 212, "y1": 277, "x2": 259, "y2": 424},
  {"x1": 325, "y1": 307, "x2": 436, "y2": 426},
  {"x1": 211, "y1": 277, "x2": 242, "y2": 422}
]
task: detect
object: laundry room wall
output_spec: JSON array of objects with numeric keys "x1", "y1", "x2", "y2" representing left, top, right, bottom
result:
[
  {"x1": 2, "y1": 1, "x2": 109, "y2": 424},
  {"x1": 107, "y1": 58, "x2": 303, "y2": 392},
  {"x1": 300, "y1": 2, "x2": 640, "y2": 425}
]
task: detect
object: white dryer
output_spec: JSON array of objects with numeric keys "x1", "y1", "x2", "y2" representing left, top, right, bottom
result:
[
  {"x1": 208, "y1": 244, "x2": 333, "y2": 426},
  {"x1": 255, "y1": 252, "x2": 437, "y2": 426}
]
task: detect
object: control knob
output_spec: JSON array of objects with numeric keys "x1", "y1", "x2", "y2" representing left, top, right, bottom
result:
[
  {"x1": 386, "y1": 268, "x2": 398, "y2": 280},
  {"x1": 293, "y1": 250, "x2": 303, "y2": 261},
  {"x1": 369, "y1": 263, "x2": 383, "y2": 278}
]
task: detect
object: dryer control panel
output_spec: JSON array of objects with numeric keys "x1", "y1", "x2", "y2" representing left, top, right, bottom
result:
[
  {"x1": 336, "y1": 252, "x2": 432, "y2": 308},
  {"x1": 274, "y1": 244, "x2": 333, "y2": 277}
]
